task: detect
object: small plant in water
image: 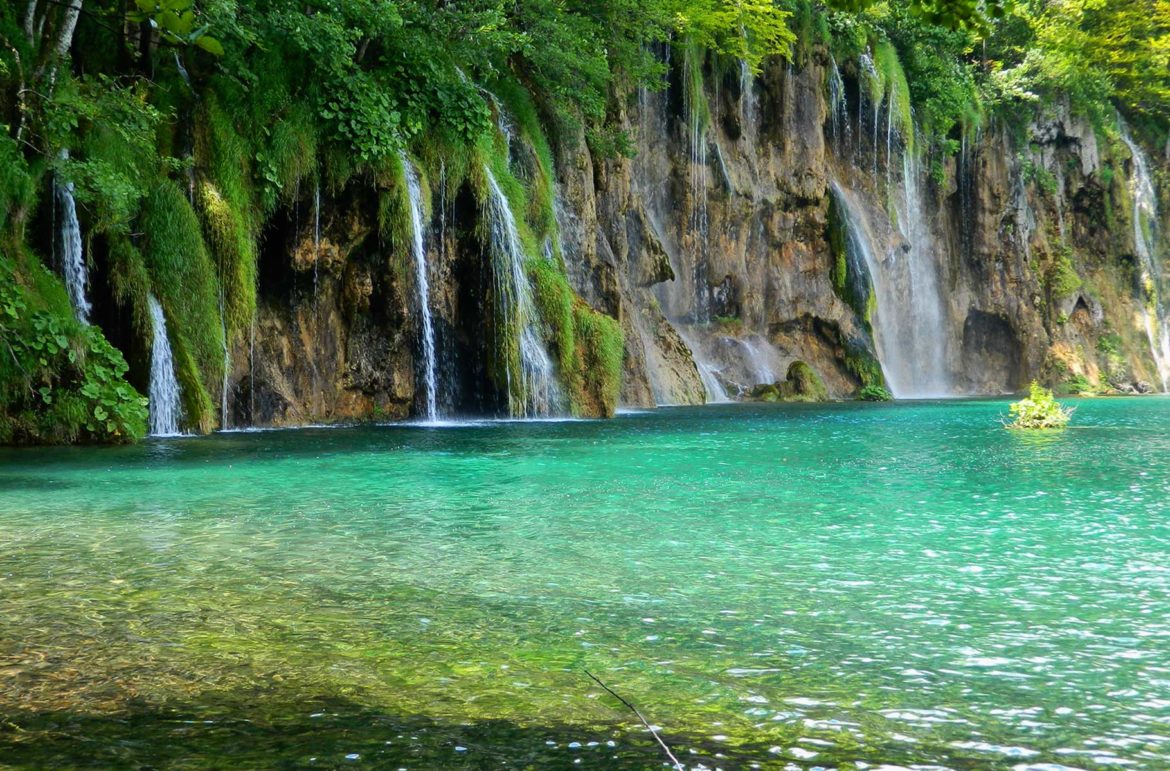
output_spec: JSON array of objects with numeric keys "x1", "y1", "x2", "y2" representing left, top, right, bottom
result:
[
  {"x1": 858, "y1": 384, "x2": 893, "y2": 402},
  {"x1": 1007, "y1": 381, "x2": 1073, "y2": 429}
]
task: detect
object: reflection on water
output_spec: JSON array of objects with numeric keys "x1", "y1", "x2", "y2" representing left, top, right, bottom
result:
[{"x1": 2, "y1": 398, "x2": 1170, "y2": 768}]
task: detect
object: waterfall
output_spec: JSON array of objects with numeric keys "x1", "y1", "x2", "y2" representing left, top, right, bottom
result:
[
  {"x1": 482, "y1": 166, "x2": 561, "y2": 417},
  {"x1": 147, "y1": 294, "x2": 183, "y2": 436},
  {"x1": 828, "y1": 57, "x2": 849, "y2": 156},
  {"x1": 696, "y1": 360, "x2": 730, "y2": 403},
  {"x1": 677, "y1": 329, "x2": 729, "y2": 403},
  {"x1": 400, "y1": 153, "x2": 439, "y2": 422},
  {"x1": 739, "y1": 58, "x2": 755, "y2": 129},
  {"x1": 831, "y1": 178, "x2": 952, "y2": 398},
  {"x1": 220, "y1": 319, "x2": 230, "y2": 429},
  {"x1": 1120, "y1": 124, "x2": 1170, "y2": 391},
  {"x1": 54, "y1": 165, "x2": 90, "y2": 324},
  {"x1": 740, "y1": 337, "x2": 776, "y2": 385},
  {"x1": 684, "y1": 45, "x2": 710, "y2": 324}
]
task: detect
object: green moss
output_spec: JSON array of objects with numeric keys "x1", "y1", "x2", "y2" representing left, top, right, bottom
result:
[
  {"x1": 827, "y1": 194, "x2": 877, "y2": 331},
  {"x1": 196, "y1": 94, "x2": 259, "y2": 334},
  {"x1": 572, "y1": 303, "x2": 623, "y2": 417},
  {"x1": 529, "y1": 257, "x2": 576, "y2": 380},
  {"x1": 528, "y1": 255, "x2": 624, "y2": 417},
  {"x1": 843, "y1": 340, "x2": 887, "y2": 390},
  {"x1": 106, "y1": 234, "x2": 151, "y2": 336},
  {"x1": 1045, "y1": 246, "x2": 1083, "y2": 300},
  {"x1": 140, "y1": 180, "x2": 225, "y2": 404},
  {"x1": 751, "y1": 361, "x2": 831, "y2": 403},
  {"x1": 171, "y1": 330, "x2": 215, "y2": 434},
  {"x1": 262, "y1": 103, "x2": 320, "y2": 214},
  {"x1": 780, "y1": 361, "x2": 830, "y2": 402},
  {"x1": 873, "y1": 40, "x2": 914, "y2": 148}
]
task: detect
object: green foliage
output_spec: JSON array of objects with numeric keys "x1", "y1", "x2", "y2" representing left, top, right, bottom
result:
[
  {"x1": 858, "y1": 383, "x2": 893, "y2": 401},
  {"x1": 1007, "y1": 381, "x2": 1073, "y2": 429},
  {"x1": 672, "y1": 0, "x2": 797, "y2": 72},
  {"x1": 0, "y1": 256, "x2": 147, "y2": 444},
  {"x1": 980, "y1": 0, "x2": 1167, "y2": 129},
  {"x1": 1062, "y1": 373, "x2": 1099, "y2": 396},
  {"x1": 127, "y1": 0, "x2": 224, "y2": 55},
  {"x1": 0, "y1": 135, "x2": 36, "y2": 240},
  {"x1": 828, "y1": 0, "x2": 1009, "y2": 32}
]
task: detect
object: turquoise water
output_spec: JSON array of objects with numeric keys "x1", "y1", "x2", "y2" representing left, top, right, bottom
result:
[{"x1": 2, "y1": 399, "x2": 1169, "y2": 769}]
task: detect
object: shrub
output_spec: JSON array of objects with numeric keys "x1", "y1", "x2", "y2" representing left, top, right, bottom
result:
[
  {"x1": 858, "y1": 384, "x2": 893, "y2": 401},
  {"x1": 1, "y1": 257, "x2": 147, "y2": 444},
  {"x1": 1007, "y1": 381, "x2": 1073, "y2": 429}
]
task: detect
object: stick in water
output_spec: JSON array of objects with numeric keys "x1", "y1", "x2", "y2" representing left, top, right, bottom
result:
[{"x1": 584, "y1": 669, "x2": 684, "y2": 771}]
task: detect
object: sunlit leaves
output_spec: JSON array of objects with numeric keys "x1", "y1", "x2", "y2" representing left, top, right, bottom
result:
[{"x1": 127, "y1": 0, "x2": 224, "y2": 55}]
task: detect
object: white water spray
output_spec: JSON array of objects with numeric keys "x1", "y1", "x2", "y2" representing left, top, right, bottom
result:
[
  {"x1": 401, "y1": 152, "x2": 439, "y2": 421},
  {"x1": 54, "y1": 160, "x2": 90, "y2": 323},
  {"x1": 147, "y1": 294, "x2": 183, "y2": 436},
  {"x1": 831, "y1": 176, "x2": 951, "y2": 398},
  {"x1": 483, "y1": 167, "x2": 561, "y2": 417}
]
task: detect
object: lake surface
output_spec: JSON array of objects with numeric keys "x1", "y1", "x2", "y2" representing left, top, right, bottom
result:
[{"x1": 2, "y1": 399, "x2": 1169, "y2": 769}]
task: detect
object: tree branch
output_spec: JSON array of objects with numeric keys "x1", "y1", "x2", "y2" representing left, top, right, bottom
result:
[{"x1": 584, "y1": 669, "x2": 683, "y2": 771}]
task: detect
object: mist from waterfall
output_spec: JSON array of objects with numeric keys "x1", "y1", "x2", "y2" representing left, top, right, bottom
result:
[
  {"x1": 147, "y1": 294, "x2": 183, "y2": 436},
  {"x1": 483, "y1": 167, "x2": 561, "y2": 417},
  {"x1": 1120, "y1": 124, "x2": 1170, "y2": 392},
  {"x1": 401, "y1": 153, "x2": 440, "y2": 421}
]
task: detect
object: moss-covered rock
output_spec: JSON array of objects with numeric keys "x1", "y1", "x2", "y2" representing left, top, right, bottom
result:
[
  {"x1": 749, "y1": 361, "x2": 830, "y2": 403},
  {"x1": 782, "y1": 360, "x2": 830, "y2": 402}
]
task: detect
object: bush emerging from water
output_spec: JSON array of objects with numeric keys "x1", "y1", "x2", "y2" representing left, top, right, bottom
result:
[
  {"x1": 1007, "y1": 382, "x2": 1073, "y2": 429},
  {"x1": 858, "y1": 384, "x2": 893, "y2": 401}
]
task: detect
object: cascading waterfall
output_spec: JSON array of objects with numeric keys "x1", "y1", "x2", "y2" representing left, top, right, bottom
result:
[
  {"x1": 400, "y1": 153, "x2": 440, "y2": 421},
  {"x1": 676, "y1": 329, "x2": 729, "y2": 403},
  {"x1": 54, "y1": 161, "x2": 90, "y2": 324},
  {"x1": 831, "y1": 177, "x2": 952, "y2": 398},
  {"x1": 890, "y1": 150, "x2": 952, "y2": 396},
  {"x1": 696, "y1": 360, "x2": 730, "y2": 403},
  {"x1": 147, "y1": 294, "x2": 183, "y2": 436},
  {"x1": 1120, "y1": 123, "x2": 1170, "y2": 391},
  {"x1": 483, "y1": 166, "x2": 561, "y2": 417},
  {"x1": 739, "y1": 337, "x2": 777, "y2": 386}
]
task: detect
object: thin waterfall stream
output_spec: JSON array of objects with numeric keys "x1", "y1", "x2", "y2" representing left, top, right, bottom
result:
[
  {"x1": 147, "y1": 294, "x2": 183, "y2": 436},
  {"x1": 400, "y1": 153, "x2": 439, "y2": 422},
  {"x1": 54, "y1": 158, "x2": 90, "y2": 324},
  {"x1": 1120, "y1": 123, "x2": 1170, "y2": 391}
]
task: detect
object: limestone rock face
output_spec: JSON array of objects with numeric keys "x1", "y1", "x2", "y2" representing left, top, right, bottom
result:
[{"x1": 217, "y1": 54, "x2": 1168, "y2": 427}]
